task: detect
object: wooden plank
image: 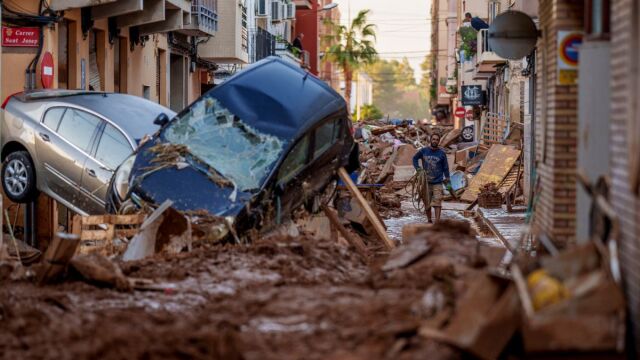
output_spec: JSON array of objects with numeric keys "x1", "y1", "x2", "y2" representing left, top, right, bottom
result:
[
  {"x1": 37, "y1": 233, "x2": 81, "y2": 284},
  {"x1": 80, "y1": 230, "x2": 111, "y2": 241},
  {"x1": 511, "y1": 265, "x2": 535, "y2": 318},
  {"x1": 461, "y1": 145, "x2": 521, "y2": 202},
  {"x1": 81, "y1": 215, "x2": 110, "y2": 225},
  {"x1": 115, "y1": 230, "x2": 141, "y2": 238},
  {"x1": 111, "y1": 214, "x2": 146, "y2": 225},
  {"x1": 322, "y1": 205, "x2": 368, "y2": 260},
  {"x1": 338, "y1": 167, "x2": 394, "y2": 250}
]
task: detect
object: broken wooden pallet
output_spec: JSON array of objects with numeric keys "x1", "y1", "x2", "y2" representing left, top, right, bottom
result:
[{"x1": 72, "y1": 214, "x2": 146, "y2": 256}]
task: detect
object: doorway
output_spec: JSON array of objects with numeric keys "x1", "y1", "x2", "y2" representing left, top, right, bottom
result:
[
  {"x1": 169, "y1": 54, "x2": 186, "y2": 111},
  {"x1": 57, "y1": 20, "x2": 76, "y2": 89},
  {"x1": 114, "y1": 36, "x2": 128, "y2": 93}
]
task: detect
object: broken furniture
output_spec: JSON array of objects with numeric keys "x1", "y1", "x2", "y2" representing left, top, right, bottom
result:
[
  {"x1": 511, "y1": 242, "x2": 626, "y2": 354},
  {"x1": 72, "y1": 214, "x2": 146, "y2": 256}
]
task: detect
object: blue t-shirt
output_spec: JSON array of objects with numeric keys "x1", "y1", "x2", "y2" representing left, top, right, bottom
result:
[{"x1": 412, "y1": 147, "x2": 450, "y2": 184}]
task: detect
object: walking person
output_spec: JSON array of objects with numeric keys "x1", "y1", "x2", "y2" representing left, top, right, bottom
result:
[{"x1": 412, "y1": 133, "x2": 450, "y2": 223}]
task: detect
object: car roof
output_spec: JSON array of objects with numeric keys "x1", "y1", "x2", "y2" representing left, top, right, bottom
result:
[
  {"x1": 203, "y1": 57, "x2": 347, "y2": 140},
  {"x1": 17, "y1": 90, "x2": 176, "y2": 140}
]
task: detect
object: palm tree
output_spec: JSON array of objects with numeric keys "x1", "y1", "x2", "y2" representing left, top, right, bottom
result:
[{"x1": 323, "y1": 9, "x2": 378, "y2": 108}]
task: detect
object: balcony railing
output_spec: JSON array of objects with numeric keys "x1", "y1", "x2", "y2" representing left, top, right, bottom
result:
[
  {"x1": 251, "y1": 28, "x2": 276, "y2": 63},
  {"x1": 477, "y1": 29, "x2": 506, "y2": 65},
  {"x1": 191, "y1": 0, "x2": 218, "y2": 34}
]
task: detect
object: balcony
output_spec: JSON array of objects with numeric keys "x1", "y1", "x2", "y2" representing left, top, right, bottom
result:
[
  {"x1": 50, "y1": 0, "x2": 118, "y2": 11},
  {"x1": 472, "y1": 29, "x2": 507, "y2": 79},
  {"x1": 275, "y1": 41, "x2": 302, "y2": 65},
  {"x1": 199, "y1": 0, "x2": 248, "y2": 64},
  {"x1": 250, "y1": 28, "x2": 276, "y2": 62},
  {"x1": 294, "y1": 0, "x2": 312, "y2": 9},
  {"x1": 181, "y1": 0, "x2": 218, "y2": 37}
]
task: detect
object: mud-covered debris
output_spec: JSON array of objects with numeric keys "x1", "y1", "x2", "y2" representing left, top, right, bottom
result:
[
  {"x1": 70, "y1": 254, "x2": 131, "y2": 291},
  {"x1": 382, "y1": 237, "x2": 432, "y2": 271}
]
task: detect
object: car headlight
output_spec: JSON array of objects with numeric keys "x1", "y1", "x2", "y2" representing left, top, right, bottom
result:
[{"x1": 114, "y1": 155, "x2": 136, "y2": 200}]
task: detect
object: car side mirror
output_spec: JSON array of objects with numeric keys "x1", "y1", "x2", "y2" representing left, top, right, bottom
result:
[{"x1": 153, "y1": 113, "x2": 170, "y2": 127}]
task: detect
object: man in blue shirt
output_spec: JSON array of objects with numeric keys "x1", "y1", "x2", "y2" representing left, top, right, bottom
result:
[
  {"x1": 413, "y1": 133, "x2": 450, "y2": 223},
  {"x1": 465, "y1": 12, "x2": 489, "y2": 31}
]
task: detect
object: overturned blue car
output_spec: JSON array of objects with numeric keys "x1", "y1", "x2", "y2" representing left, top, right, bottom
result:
[{"x1": 107, "y1": 57, "x2": 359, "y2": 235}]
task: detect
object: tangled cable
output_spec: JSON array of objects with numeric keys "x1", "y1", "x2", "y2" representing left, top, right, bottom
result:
[{"x1": 405, "y1": 169, "x2": 431, "y2": 213}]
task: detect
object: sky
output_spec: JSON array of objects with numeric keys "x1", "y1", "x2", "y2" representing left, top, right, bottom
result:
[{"x1": 334, "y1": 0, "x2": 431, "y2": 83}]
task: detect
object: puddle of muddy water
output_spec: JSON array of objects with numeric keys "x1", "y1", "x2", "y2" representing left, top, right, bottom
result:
[{"x1": 384, "y1": 200, "x2": 503, "y2": 249}]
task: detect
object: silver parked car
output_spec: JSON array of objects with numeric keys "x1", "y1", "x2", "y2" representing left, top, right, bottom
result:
[{"x1": 1, "y1": 90, "x2": 175, "y2": 215}]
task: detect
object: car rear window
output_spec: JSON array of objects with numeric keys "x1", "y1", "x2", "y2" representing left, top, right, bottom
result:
[
  {"x1": 42, "y1": 107, "x2": 66, "y2": 131},
  {"x1": 57, "y1": 109, "x2": 101, "y2": 151},
  {"x1": 95, "y1": 124, "x2": 132, "y2": 169}
]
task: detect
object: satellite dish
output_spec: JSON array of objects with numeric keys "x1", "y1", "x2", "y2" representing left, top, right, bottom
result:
[{"x1": 488, "y1": 11, "x2": 538, "y2": 60}]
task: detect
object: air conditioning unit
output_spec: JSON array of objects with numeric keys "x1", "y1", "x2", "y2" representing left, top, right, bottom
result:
[
  {"x1": 257, "y1": 0, "x2": 268, "y2": 16},
  {"x1": 271, "y1": 0, "x2": 281, "y2": 21},
  {"x1": 287, "y1": 3, "x2": 295, "y2": 19}
]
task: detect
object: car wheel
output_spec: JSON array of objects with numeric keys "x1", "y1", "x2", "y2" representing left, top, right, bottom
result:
[
  {"x1": 460, "y1": 126, "x2": 474, "y2": 142},
  {"x1": 2, "y1": 151, "x2": 38, "y2": 203}
]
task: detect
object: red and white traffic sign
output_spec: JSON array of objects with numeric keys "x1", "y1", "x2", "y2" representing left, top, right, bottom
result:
[
  {"x1": 454, "y1": 107, "x2": 466, "y2": 118},
  {"x1": 41, "y1": 52, "x2": 54, "y2": 89}
]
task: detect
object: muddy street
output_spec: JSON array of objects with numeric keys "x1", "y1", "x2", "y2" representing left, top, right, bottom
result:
[{"x1": 0, "y1": 221, "x2": 493, "y2": 360}]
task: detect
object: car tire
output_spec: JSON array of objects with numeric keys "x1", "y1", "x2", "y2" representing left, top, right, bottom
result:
[
  {"x1": 2, "y1": 151, "x2": 38, "y2": 203},
  {"x1": 460, "y1": 126, "x2": 474, "y2": 142}
]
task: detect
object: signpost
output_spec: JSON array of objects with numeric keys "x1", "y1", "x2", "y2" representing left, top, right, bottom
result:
[
  {"x1": 2, "y1": 27, "x2": 39, "y2": 47},
  {"x1": 557, "y1": 31, "x2": 583, "y2": 86}
]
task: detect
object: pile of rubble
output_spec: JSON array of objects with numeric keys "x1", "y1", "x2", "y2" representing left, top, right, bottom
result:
[{"x1": 354, "y1": 120, "x2": 525, "y2": 212}]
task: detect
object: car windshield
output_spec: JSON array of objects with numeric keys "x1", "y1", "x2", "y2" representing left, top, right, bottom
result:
[{"x1": 163, "y1": 96, "x2": 285, "y2": 192}]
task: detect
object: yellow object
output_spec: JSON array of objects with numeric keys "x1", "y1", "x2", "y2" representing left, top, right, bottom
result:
[{"x1": 527, "y1": 269, "x2": 569, "y2": 311}]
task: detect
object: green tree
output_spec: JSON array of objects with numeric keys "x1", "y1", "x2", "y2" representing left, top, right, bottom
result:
[
  {"x1": 324, "y1": 10, "x2": 378, "y2": 107},
  {"x1": 364, "y1": 60, "x2": 400, "y2": 116},
  {"x1": 395, "y1": 58, "x2": 417, "y2": 89},
  {"x1": 355, "y1": 104, "x2": 383, "y2": 120},
  {"x1": 419, "y1": 54, "x2": 432, "y2": 90}
]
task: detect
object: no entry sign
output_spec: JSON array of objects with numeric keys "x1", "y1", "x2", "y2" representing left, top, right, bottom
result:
[
  {"x1": 41, "y1": 52, "x2": 54, "y2": 89},
  {"x1": 455, "y1": 107, "x2": 466, "y2": 118},
  {"x1": 557, "y1": 31, "x2": 583, "y2": 85}
]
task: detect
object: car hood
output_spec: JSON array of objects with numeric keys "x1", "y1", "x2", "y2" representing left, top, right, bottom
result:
[{"x1": 129, "y1": 141, "x2": 253, "y2": 217}]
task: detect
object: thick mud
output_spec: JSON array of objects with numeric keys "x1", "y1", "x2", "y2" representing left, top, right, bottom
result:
[{"x1": 0, "y1": 225, "x2": 492, "y2": 360}]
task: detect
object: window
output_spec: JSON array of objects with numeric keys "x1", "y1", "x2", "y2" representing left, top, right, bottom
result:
[
  {"x1": 313, "y1": 118, "x2": 342, "y2": 159},
  {"x1": 57, "y1": 109, "x2": 101, "y2": 151},
  {"x1": 278, "y1": 136, "x2": 309, "y2": 183},
  {"x1": 585, "y1": 0, "x2": 610, "y2": 38},
  {"x1": 43, "y1": 107, "x2": 66, "y2": 131},
  {"x1": 488, "y1": 1, "x2": 500, "y2": 22},
  {"x1": 95, "y1": 124, "x2": 131, "y2": 169}
]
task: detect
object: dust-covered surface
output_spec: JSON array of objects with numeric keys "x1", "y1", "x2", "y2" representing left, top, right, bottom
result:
[{"x1": 0, "y1": 226, "x2": 496, "y2": 360}]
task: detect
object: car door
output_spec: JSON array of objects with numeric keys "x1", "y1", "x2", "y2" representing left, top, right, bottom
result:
[
  {"x1": 81, "y1": 122, "x2": 134, "y2": 214},
  {"x1": 275, "y1": 134, "x2": 311, "y2": 219},
  {"x1": 34, "y1": 107, "x2": 101, "y2": 211},
  {"x1": 307, "y1": 117, "x2": 344, "y2": 193}
]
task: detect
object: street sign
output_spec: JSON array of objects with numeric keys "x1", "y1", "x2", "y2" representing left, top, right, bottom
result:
[
  {"x1": 455, "y1": 107, "x2": 466, "y2": 118},
  {"x1": 557, "y1": 31, "x2": 583, "y2": 85},
  {"x1": 41, "y1": 52, "x2": 54, "y2": 89},
  {"x1": 461, "y1": 85, "x2": 485, "y2": 106},
  {"x1": 2, "y1": 27, "x2": 39, "y2": 47},
  {"x1": 466, "y1": 109, "x2": 474, "y2": 119}
]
